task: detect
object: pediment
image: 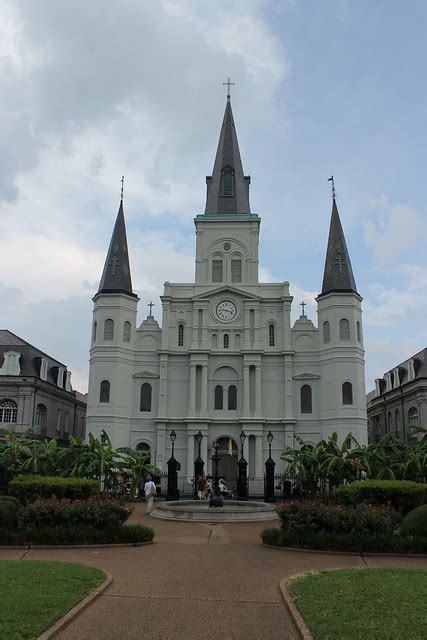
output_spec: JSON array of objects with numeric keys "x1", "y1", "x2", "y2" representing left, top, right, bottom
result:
[
  {"x1": 132, "y1": 371, "x2": 160, "y2": 379},
  {"x1": 293, "y1": 373, "x2": 321, "y2": 380},
  {"x1": 191, "y1": 285, "x2": 261, "y2": 301}
]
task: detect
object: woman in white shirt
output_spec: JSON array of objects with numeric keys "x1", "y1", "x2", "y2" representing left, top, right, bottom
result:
[{"x1": 144, "y1": 476, "x2": 157, "y2": 514}]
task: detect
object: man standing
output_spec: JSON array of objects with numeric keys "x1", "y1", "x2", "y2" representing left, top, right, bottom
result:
[{"x1": 144, "y1": 475, "x2": 157, "y2": 514}]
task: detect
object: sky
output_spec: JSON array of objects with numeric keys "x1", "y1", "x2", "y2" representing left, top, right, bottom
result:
[{"x1": 1, "y1": 0, "x2": 426, "y2": 393}]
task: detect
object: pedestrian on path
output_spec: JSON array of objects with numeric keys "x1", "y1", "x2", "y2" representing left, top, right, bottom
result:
[
  {"x1": 197, "y1": 475, "x2": 208, "y2": 500},
  {"x1": 144, "y1": 476, "x2": 157, "y2": 514}
]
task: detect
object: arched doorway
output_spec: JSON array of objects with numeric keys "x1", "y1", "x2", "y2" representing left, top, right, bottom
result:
[
  {"x1": 214, "y1": 437, "x2": 238, "y2": 490},
  {"x1": 136, "y1": 442, "x2": 151, "y2": 465}
]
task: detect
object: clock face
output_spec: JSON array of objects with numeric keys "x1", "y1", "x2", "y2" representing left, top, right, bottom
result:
[{"x1": 216, "y1": 300, "x2": 237, "y2": 321}]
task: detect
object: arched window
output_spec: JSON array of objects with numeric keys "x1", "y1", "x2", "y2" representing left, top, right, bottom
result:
[
  {"x1": 92, "y1": 321, "x2": 97, "y2": 343},
  {"x1": 228, "y1": 385, "x2": 237, "y2": 410},
  {"x1": 0, "y1": 399, "x2": 17, "y2": 424},
  {"x1": 395, "y1": 409, "x2": 400, "y2": 435},
  {"x1": 100, "y1": 380, "x2": 110, "y2": 403},
  {"x1": 123, "y1": 321, "x2": 131, "y2": 343},
  {"x1": 212, "y1": 333, "x2": 218, "y2": 349},
  {"x1": 140, "y1": 383, "x2": 152, "y2": 412},
  {"x1": 231, "y1": 258, "x2": 241, "y2": 283},
  {"x1": 178, "y1": 323, "x2": 184, "y2": 347},
  {"x1": 387, "y1": 411, "x2": 393, "y2": 432},
  {"x1": 212, "y1": 257, "x2": 223, "y2": 283},
  {"x1": 342, "y1": 382, "x2": 353, "y2": 405},
  {"x1": 223, "y1": 334, "x2": 229, "y2": 349},
  {"x1": 408, "y1": 407, "x2": 419, "y2": 428},
  {"x1": 339, "y1": 319, "x2": 350, "y2": 341},
  {"x1": 222, "y1": 167, "x2": 234, "y2": 196},
  {"x1": 104, "y1": 319, "x2": 114, "y2": 341},
  {"x1": 235, "y1": 334, "x2": 240, "y2": 350},
  {"x1": 300, "y1": 385, "x2": 312, "y2": 414},
  {"x1": 356, "y1": 321, "x2": 361, "y2": 342},
  {"x1": 214, "y1": 385, "x2": 223, "y2": 410},
  {"x1": 323, "y1": 321, "x2": 330, "y2": 343},
  {"x1": 136, "y1": 442, "x2": 151, "y2": 464},
  {"x1": 35, "y1": 404, "x2": 47, "y2": 429},
  {"x1": 269, "y1": 324, "x2": 275, "y2": 347}
]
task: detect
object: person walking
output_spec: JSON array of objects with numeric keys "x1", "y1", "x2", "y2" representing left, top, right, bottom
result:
[
  {"x1": 197, "y1": 475, "x2": 208, "y2": 500},
  {"x1": 144, "y1": 475, "x2": 157, "y2": 514}
]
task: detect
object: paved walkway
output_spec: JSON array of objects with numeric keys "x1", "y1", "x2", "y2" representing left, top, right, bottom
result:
[{"x1": 1, "y1": 504, "x2": 426, "y2": 639}]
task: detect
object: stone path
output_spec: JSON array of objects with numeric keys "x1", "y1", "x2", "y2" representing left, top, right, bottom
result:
[{"x1": 1, "y1": 503, "x2": 426, "y2": 639}]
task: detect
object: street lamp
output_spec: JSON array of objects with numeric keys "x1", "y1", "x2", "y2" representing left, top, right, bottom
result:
[
  {"x1": 166, "y1": 429, "x2": 179, "y2": 501},
  {"x1": 194, "y1": 430, "x2": 204, "y2": 499},
  {"x1": 209, "y1": 440, "x2": 223, "y2": 507},
  {"x1": 170, "y1": 429, "x2": 177, "y2": 458},
  {"x1": 265, "y1": 430, "x2": 275, "y2": 503},
  {"x1": 196, "y1": 430, "x2": 203, "y2": 458},
  {"x1": 237, "y1": 430, "x2": 248, "y2": 501}
]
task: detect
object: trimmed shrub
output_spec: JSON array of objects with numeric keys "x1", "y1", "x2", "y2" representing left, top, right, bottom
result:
[
  {"x1": 277, "y1": 501, "x2": 398, "y2": 536},
  {"x1": 401, "y1": 505, "x2": 427, "y2": 538},
  {"x1": 261, "y1": 528, "x2": 284, "y2": 546},
  {"x1": 8, "y1": 476, "x2": 98, "y2": 503},
  {"x1": 0, "y1": 524, "x2": 154, "y2": 546},
  {"x1": 18, "y1": 497, "x2": 132, "y2": 530},
  {"x1": 0, "y1": 496, "x2": 20, "y2": 508},
  {"x1": 0, "y1": 501, "x2": 18, "y2": 530},
  {"x1": 335, "y1": 480, "x2": 427, "y2": 514}
]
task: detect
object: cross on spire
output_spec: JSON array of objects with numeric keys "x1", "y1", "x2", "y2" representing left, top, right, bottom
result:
[
  {"x1": 300, "y1": 301, "x2": 306, "y2": 317},
  {"x1": 148, "y1": 301, "x2": 154, "y2": 316},
  {"x1": 328, "y1": 175, "x2": 336, "y2": 200},
  {"x1": 334, "y1": 251, "x2": 346, "y2": 275},
  {"x1": 223, "y1": 77, "x2": 235, "y2": 99},
  {"x1": 108, "y1": 254, "x2": 120, "y2": 275},
  {"x1": 120, "y1": 176, "x2": 124, "y2": 202}
]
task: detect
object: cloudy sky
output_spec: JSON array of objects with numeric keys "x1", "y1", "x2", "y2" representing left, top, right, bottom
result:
[{"x1": 1, "y1": 0, "x2": 426, "y2": 393}]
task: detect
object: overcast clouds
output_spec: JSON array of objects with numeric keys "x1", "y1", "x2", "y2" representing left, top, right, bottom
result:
[{"x1": 1, "y1": 0, "x2": 426, "y2": 392}]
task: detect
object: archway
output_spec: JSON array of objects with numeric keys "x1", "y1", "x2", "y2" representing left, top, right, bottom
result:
[{"x1": 214, "y1": 436, "x2": 238, "y2": 490}]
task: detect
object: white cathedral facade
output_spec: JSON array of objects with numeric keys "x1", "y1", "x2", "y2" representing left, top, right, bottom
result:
[{"x1": 86, "y1": 97, "x2": 367, "y2": 493}]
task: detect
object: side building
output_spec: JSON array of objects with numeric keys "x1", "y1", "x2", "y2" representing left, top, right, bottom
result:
[
  {"x1": 0, "y1": 330, "x2": 86, "y2": 442},
  {"x1": 367, "y1": 348, "x2": 427, "y2": 444}
]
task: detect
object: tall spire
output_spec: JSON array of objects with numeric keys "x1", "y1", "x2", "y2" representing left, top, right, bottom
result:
[
  {"x1": 205, "y1": 98, "x2": 251, "y2": 215},
  {"x1": 98, "y1": 198, "x2": 135, "y2": 297},
  {"x1": 319, "y1": 198, "x2": 358, "y2": 297}
]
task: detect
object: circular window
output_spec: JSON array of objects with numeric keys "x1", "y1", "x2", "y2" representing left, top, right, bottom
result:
[{"x1": 223, "y1": 242, "x2": 231, "y2": 251}]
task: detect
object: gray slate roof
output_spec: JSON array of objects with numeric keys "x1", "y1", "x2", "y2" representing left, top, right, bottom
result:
[
  {"x1": 98, "y1": 200, "x2": 135, "y2": 297},
  {"x1": 320, "y1": 198, "x2": 358, "y2": 296},
  {"x1": 205, "y1": 98, "x2": 251, "y2": 215}
]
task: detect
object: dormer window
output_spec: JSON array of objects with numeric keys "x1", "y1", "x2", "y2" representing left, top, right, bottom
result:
[
  {"x1": 57, "y1": 367, "x2": 64, "y2": 388},
  {"x1": 2, "y1": 351, "x2": 21, "y2": 376},
  {"x1": 221, "y1": 167, "x2": 234, "y2": 196},
  {"x1": 40, "y1": 358, "x2": 48, "y2": 381},
  {"x1": 393, "y1": 368, "x2": 400, "y2": 389},
  {"x1": 408, "y1": 359, "x2": 416, "y2": 382},
  {"x1": 384, "y1": 372, "x2": 392, "y2": 392}
]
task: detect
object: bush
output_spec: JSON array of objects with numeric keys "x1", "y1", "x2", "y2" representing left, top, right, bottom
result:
[
  {"x1": 401, "y1": 505, "x2": 427, "y2": 538},
  {"x1": 277, "y1": 501, "x2": 398, "y2": 536},
  {"x1": 0, "y1": 496, "x2": 20, "y2": 508},
  {"x1": 8, "y1": 476, "x2": 99, "y2": 503},
  {"x1": 0, "y1": 524, "x2": 154, "y2": 546},
  {"x1": 261, "y1": 528, "x2": 427, "y2": 554},
  {"x1": 335, "y1": 480, "x2": 427, "y2": 514},
  {"x1": 18, "y1": 497, "x2": 132, "y2": 530},
  {"x1": 0, "y1": 501, "x2": 18, "y2": 530}
]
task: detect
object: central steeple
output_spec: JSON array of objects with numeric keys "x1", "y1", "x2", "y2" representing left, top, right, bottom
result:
[{"x1": 204, "y1": 97, "x2": 251, "y2": 215}]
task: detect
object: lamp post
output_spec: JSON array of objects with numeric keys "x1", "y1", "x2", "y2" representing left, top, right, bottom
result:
[
  {"x1": 237, "y1": 430, "x2": 248, "y2": 500},
  {"x1": 166, "y1": 429, "x2": 179, "y2": 501},
  {"x1": 209, "y1": 440, "x2": 223, "y2": 507},
  {"x1": 193, "y1": 430, "x2": 204, "y2": 499},
  {"x1": 264, "y1": 430, "x2": 275, "y2": 503}
]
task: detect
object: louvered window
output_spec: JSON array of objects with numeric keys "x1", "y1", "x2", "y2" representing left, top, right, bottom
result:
[
  {"x1": 269, "y1": 324, "x2": 275, "y2": 346},
  {"x1": 214, "y1": 385, "x2": 223, "y2": 410},
  {"x1": 212, "y1": 259, "x2": 223, "y2": 283},
  {"x1": 104, "y1": 319, "x2": 114, "y2": 341},
  {"x1": 123, "y1": 321, "x2": 131, "y2": 343},
  {"x1": 231, "y1": 259, "x2": 241, "y2": 283},
  {"x1": 222, "y1": 169, "x2": 234, "y2": 196}
]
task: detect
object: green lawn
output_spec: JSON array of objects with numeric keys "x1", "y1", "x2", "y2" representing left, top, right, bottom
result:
[
  {"x1": 0, "y1": 560, "x2": 105, "y2": 640},
  {"x1": 288, "y1": 567, "x2": 427, "y2": 640}
]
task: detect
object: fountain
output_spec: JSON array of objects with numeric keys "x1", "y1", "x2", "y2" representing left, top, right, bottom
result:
[{"x1": 150, "y1": 500, "x2": 278, "y2": 522}]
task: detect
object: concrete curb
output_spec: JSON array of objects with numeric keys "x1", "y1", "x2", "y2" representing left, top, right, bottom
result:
[
  {"x1": 262, "y1": 542, "x2": 426, "y2": 558},
  {"x1": 37, "y1": 571, "x2": 113, "y2": 640},
  {"x1": 0, "y1": 541, "x2": 153, "y2": 550},
  {"x1": 279, "y1": 575, "x2": 313, "y2": 640}
]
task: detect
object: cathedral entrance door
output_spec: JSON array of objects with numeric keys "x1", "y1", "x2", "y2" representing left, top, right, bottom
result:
[{"x1": 215, "y1": 436, "x2": 238, "y2": 493}]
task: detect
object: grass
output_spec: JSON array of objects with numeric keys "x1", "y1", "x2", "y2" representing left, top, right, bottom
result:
[
  {"x1": 288, "y1": 568, "x2": 427, "y2": 640},
  {"x1": 0, "y1": 560, "x2": 105, "y2": 640}
]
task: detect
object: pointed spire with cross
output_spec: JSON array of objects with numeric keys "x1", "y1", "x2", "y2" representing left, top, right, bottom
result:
[
  {"x1": 223, "y1": 77, "x2": 235, "y2": 100},
  {"x1": 120, "y1": 175, "x2": 124, "y2": 203},
  {"x1": 328, "y1": 175, "x2": 336, "y2": 200}
]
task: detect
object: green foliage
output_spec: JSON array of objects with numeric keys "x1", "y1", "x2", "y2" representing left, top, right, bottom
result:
[
  {"x1": 8, "y1": 475, "x2": 98, "y2": 502},
  {"x1": 335, "y1": 479, "x2": 427, "y2": 513},
  {"x1": 0, "y1": 524, "x2": 154, "y2": 546},
  {"x1": 0, "y1": 495, "x2": 20, "y2": 507},
  {"x1": 17, "y1": 497, "x2": 132, "y2": 529},
  {"x1": 401, "y1": 505, "x2": 427, "y2": 537},
  {"x1": 277, "y1": 500, "x2": 398, "y2": 536},
  {"x1": 0, "y1": 501, "x2": 18, "y2": 530},
  {"x1": 261, "y1": 527, "x2": 284, "y2": 546}
]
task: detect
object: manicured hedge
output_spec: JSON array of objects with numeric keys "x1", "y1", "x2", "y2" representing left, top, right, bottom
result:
[
  {"x1": 0, "y1": 501, "x2": 18, "y2": 529},
  {"x1": 334, "y1": 480, "x2": 427, "y2": 513},
  {"x1": 0, "y1": 524, "x2": 154, "y2": 546},
  {"x1": 8, "y1": 476, "x2": 98, "y2": 502},
  {"x1": 0, "y1": 496, "x2": 20, "y2": 507},
  {"x1": 401, "y1": 505, "x2": 427, "y2": 537},
  {"x1": 261, "y1": 527, "x2": 427, "y2": 554}
]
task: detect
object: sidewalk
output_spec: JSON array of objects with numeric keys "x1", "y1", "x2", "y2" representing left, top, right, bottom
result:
[{"x1": 2, "y1": 503, "x2": 426, "y2": 639}]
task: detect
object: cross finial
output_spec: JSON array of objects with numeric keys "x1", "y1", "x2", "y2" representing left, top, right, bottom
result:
[
  {"x1": 328, "y1": 175, "x2": 336, "y2": 200},
  {"x1": 222, "y1": 77, "x2": 235, "y2": 100},
  {"x1": 300, "y1": 301, "x2": 306, "y2": 317},
  {"x1": 120, "y1": 176, "x2": 124, "y2": 203},
  {"x1": 148, "y1": 301, "x2": 154, "y2": 316}
]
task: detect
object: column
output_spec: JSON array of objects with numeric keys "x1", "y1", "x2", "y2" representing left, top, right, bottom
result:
[
  {"x1": 159, "y1": 354, "x2": 168, "y2": 416},
  {"x1": 201, "y1": 365, "x2": 208, "y2": 414},
  {"x1": 156, "y1": 423, "x2": 166, "y2": 471},
  {"x1": 284, "y1": 354, "x2": 293, "y2": 419},
  {"x1": 189, "y1": 364, "x2": 196, "y2": 415},
  {"x1": 255, "y1": 365, "x2": 262, "y2": 416},
  {"x1": 255, "y1": 434, "x2": 263, "y2": 479},
  {"x1": 161, "y1": 301, "x2": 170, "y2": 349},
  {"x1": 243, "y1": 365, "x2": 250, "y2": 415},
  {"x1": 186, "y1": 431, "x2": 195, "y2": 479}
]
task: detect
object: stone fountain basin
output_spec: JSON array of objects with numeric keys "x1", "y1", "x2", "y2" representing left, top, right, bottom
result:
[{"x1": 150, "y1": 500, "x2": 279, "y2": 522}]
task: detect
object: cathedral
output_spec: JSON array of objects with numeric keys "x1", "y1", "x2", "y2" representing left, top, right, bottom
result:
[{"x1": 86, "y1": 96, "x2": 367, "y2": 494}]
